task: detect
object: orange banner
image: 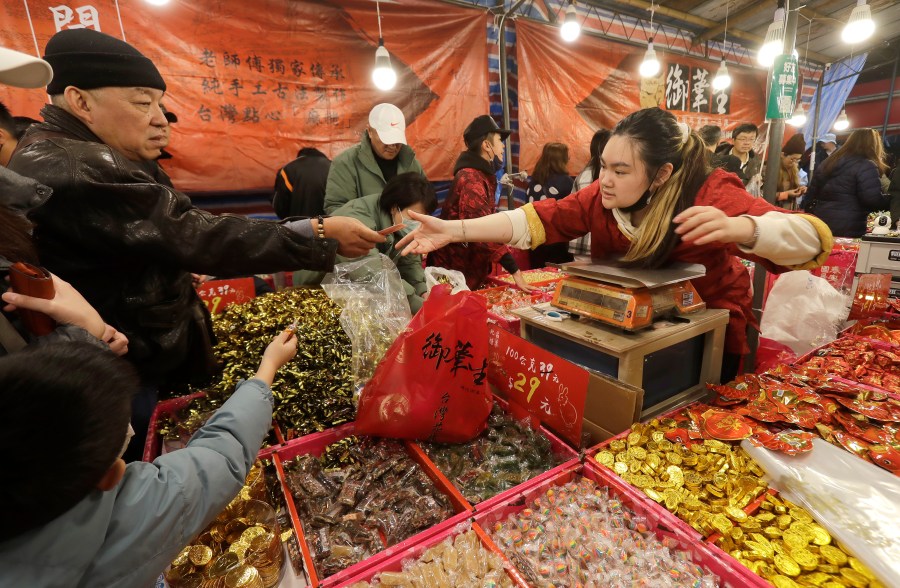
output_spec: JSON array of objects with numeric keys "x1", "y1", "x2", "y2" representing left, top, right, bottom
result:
[
  {"x1": 0, "y1": 0, "x2": 489, "y2": 190},
  {"x1": 515, "y1": 20, "x2": 768, "y2": 176}
]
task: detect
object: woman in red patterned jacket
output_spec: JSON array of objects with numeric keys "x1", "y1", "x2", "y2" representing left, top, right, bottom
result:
[
  {"x1": 399, "y1": 108, "x2": 832, "y2": 381},
  {"x1": 427, "y1": 115, "x2": 533, "y2": 292}
]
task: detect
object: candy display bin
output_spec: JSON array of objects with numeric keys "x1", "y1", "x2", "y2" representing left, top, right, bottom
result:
[
  {"x1": 272, "y1": 423, "x2": 472, "y2": 587},
  {"x1": 473, "y1": 461, "x2": 765, "y2": 588}
]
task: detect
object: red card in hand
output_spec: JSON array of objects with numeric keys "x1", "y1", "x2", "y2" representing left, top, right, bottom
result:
[{"x1": 378, "y1": 223, "x2": 405, "y2": 236}]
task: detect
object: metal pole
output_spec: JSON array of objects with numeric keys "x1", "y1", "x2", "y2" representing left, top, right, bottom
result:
[
  {"x1": 499, "y1": 0, "x2": 527, "y2": 210},
  {"x1": 746, "y1": 0, "x2": 798, "y2": 372},
  {"x1": 882, "y1": 51, "x2": 899, "y2": 137},
  {"x1": 809, "y1": 65, "x2": 826, "y2": 180}
]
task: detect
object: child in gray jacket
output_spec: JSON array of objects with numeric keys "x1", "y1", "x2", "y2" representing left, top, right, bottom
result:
[{"x1": 0, "y1": 330, "x2": 296, "y2": 587}]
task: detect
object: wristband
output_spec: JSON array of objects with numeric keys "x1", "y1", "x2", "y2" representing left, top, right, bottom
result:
[
  {"x1": 316, "y1": 215, "x2": 325, "y2": 239},
  {"x1": 741, "y1": 219, "x2": 760, "y2": 248}
]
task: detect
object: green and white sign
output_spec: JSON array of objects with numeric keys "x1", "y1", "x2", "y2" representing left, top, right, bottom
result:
[{"x1": 766, "y1": 55, "x2": 799, "y2": 120}]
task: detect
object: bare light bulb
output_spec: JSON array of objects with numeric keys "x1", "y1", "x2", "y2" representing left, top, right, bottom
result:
[
  {"x1": 560, "y1": 4, "x2": 581, "y2": 42},
  {"x1": 833, "y1": 109, "x2": 850, "y2": 131},
  {"x1": 787, "y1": 104, "x2": 807, "y2": 127},
  {"x1": 842, "y1": 0, "x2": 875, "y2": 44},
  {"x1": 639, "y1": 42, "x2": 660, "y2": 78},
  {"x1": 758, "y1": 8, "x2": 785, "y2": 67},
  {"x1": 712, "y1": 61, "x2": 731, "y2": 91},
  {"x1": 372, "y1": 42, "x2": 396, "y2": 91}
]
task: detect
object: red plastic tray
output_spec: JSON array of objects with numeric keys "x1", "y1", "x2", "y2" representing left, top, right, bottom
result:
[
  {"x1": 337, "y1": 521, "x2": 528, "y2": 587},
  {"x1": 272, "y1": 423, "x2": 473, "y2": 587},
  {"x1": 142, "y1": 392, "x2": 283, "y2": 462},
  {"x1": 472, "y1": 461, "x2": 762, "y2": 588}
]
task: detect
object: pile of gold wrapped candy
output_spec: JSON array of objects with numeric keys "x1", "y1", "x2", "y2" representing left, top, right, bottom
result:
[
  {"x1": 165, "y1": 463, "x2": 287, "y2": 588},
  {"x1": 197, "y1": 288, "x2": 355, "y2": 439}
]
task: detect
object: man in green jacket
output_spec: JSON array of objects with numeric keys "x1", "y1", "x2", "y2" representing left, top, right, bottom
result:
[
  {"x1": 297, "y1": 172, "x2": 436, "y2": 313},
  {"x1": 324, "y1": 103, "x2": 425, "y2": 213}
]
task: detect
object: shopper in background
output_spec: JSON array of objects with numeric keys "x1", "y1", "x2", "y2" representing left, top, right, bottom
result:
[
  {"x1": 714, "y1": 122, "x2": 762, "y2": 186},
  {"x1": 801, "y1": 128, "x2": 888, "y2": 238},
  {"x1": 801, "y1": 133, "x2": 838, "y2": 174},
  {"x1": 570, "y1": 129, "x2": 611, "y2": 257},
  {"x1": 324, "y1": 103, "x2": 425, "y2": 213},
  {"x1": 700, "y1": 124, "x2": 741, "y2": 176},
  {"x1": 774, "y1": 134, "x2": 807, "y2": 211},
  {"x1": 272, "y1": 147, "x2": 331, "y2": 218},
  {"x1": 398, "y1": 108, "x2": 831, "y2": 382},
  {"x1": 9, "y1": 29, "x2": 383, "y2": 461},
  {"x1": 528, "y1": 142, "x2": 574, "y2": 267},
  {"x1": 0, "y1": 45, "x2": 126, "y2": 357},
  {"x1": 0, "y1": 330, "x2": 296, "y2": 586},
  {"x1": 427, "y1": 114, "x2": 533, "y2": 292},
  {"x1": 294, "y1": 172, "x2": 436, "y2": 313}
]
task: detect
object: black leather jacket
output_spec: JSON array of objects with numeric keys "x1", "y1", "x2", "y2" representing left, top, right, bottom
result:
[{"x1": 9, "y1": 105, "x2": 339, "y2": 383}]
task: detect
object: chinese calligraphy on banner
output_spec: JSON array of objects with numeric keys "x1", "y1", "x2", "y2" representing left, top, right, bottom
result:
[
  {"x1": 0, "y1": 0, "x2": 489, "y2": 189},
  {"x1": 515, "y1": 20, "x2": 763, "y2": 175}
]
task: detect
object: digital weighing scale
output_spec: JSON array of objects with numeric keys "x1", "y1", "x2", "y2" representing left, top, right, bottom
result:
[{"x1": 551, "y1": 261, "x2": 707, "y2": 331}]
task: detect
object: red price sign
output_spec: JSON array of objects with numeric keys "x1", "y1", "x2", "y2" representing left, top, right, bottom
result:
[
  {"x1": 487, "y1": 324, "x2": 588, "y2": 446},
  {"x1": 196, "y1": 277, "x2": 256, "y2": 314}
]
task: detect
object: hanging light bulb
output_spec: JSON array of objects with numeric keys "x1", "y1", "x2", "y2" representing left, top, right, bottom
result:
[
  {"x1": 640, "y1": 39, "x2": 660, "y2": 77},
  {"x1": 371, "y1": 1, "x2": 396, "y2": 91},
  {"x1": 833, "y1": 109, "x2": 850, "y2": 131},
  {"x1": 372, "y1": 40, "x2": 397, "y2": 91},
  {"x1": 787, "y1": 103, "x2": 807, "y2": 126},
  {"x1": 560, "y1": 2, "x2": 581, "y2": 42},
  {"x1": 842, "y1": 0, "x2": 875, "y2": 44},
  {"x1": 712, "y1": 61, "x2": 731, "y2": 90},
  {"x1": 758, "y1": 6, "x2": 785, "y2": 67},
  {"x1": 145, "y1": 0, "x2": 170, "y2": 5}
]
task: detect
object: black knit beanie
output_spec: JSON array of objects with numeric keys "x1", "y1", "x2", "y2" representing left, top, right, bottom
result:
[{"x1": 44, "y1": 29, "x2": 165, "y2": 95}]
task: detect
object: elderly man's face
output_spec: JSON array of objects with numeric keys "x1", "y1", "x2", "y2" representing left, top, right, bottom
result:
[{"x1": 84, "y1": 87, "x2": 168, "y2": 161}]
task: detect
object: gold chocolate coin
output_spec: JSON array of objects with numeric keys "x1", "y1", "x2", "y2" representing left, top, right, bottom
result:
[
  {"x1": 614, "y1": 462, "x2": 628, "y2": 476},
  {"x1": 644, "y1": 488, "x2": 663, "y2": 503},
  {"x1": 774, "y1": 554, "x2": 801, "y2": 577},
  {"x1": 225, "y1": 564, "x2": 262, "y2": 588},
  {"x1": 771, "y1": 575, "x2": 801, "y2": 588},
  {"x1": 819, "y1": 545, "x2": 848, "y2": 566},
  {"x1": 209, "y1": 552, "x2": 241, "y2": 577},
  {"x1": 791, "y1": 548, "x2": 819, "y2": 571},
  {"x1": 595, "y1": 451, "x2": 615, "y2": 468},
  {"x1": 630, "y1": 446, "x2": 647, "y2": 461},
  {"x1": 809, "y1": 524, "x2": 832, "y2": 546},
  {"x1": 725, "y1": 506, "x2": 748, "y2": 522},
  {"x1": 172, "y1": 546, "x2": 192, "y2": 567},
  {"x1": 189, "y1": 545, "x2": 213, "y2": 567},
  {"x1": 839, "y1": 567, "x2": 870, "y2": 588},
  {"x1": 627, "y1": 431, "x2": 642, "y2": 447},
  {"x1": 848, "y1": 557, "x2": 875, "y2": 579}
]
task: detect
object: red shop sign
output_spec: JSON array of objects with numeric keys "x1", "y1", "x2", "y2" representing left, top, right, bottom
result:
[
  {"x1": 196, "y1": 277, "x2": 256, "y2": 314},
  {"x1": 487, "y1": 323, "x2": 588, "y2": 446}
]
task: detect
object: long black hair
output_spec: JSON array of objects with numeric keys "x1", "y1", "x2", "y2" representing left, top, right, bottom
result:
[
  {"x1": 588, "y1": 128, "x2": 611, "y2": 182},
  {"x1": 613, "y1": 108, "x2": 710, "y2": 268}
]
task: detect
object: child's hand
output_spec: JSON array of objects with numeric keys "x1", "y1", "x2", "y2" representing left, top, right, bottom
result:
[{"x1": 255, "y1": 330, "x2": 298, "y2": 385}]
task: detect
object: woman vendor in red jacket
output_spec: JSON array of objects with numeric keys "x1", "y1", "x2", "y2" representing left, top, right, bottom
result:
[{"x1": 397, "y1": 108, "x2": 833, "y2": 382}]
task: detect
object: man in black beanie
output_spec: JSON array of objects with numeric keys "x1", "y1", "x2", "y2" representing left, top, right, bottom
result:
[{"x1": 9, "y1": 28, "x2": 384, "y2": 460}]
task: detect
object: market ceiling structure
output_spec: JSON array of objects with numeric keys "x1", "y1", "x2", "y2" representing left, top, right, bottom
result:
[{"x1": 448, "y1": 0, "x2": 900, "y2": 76}]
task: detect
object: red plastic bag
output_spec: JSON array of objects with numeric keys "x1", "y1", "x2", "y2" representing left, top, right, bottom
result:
[
  {"x1": 354, "y1": 285, "x2": 493, "y2": 442},
  {"x1": 754, "y1": 337, "x2": 798, "y2": 374}
]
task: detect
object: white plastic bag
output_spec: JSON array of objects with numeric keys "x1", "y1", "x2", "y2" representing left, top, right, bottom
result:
[
  {"x1": 760, "y1": 271, "x2": 848, "y2": 355},
  {"x1": 743, "y1": 438, "x2": 900, "y2": 587},
  {"x1": 321, "y1": 254, "x2": 411, "y2": 394},
  {"x1": 424, "y1": 266, "x2": 470, "y2": 294}
]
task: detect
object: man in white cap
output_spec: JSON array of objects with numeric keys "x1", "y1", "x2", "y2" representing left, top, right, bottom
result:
[{"x1": 324, "y1": 103, "x2": 425, "y2": 213}]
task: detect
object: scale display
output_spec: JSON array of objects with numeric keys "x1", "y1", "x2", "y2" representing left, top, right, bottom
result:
[{"x1": 559, "y1": 284, "x2": 629, "y2": 312}]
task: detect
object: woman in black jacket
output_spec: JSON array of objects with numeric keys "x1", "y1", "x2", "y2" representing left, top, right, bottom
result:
[{"x1": 802, "y1": 128, "x2": 888, "y2": 237}]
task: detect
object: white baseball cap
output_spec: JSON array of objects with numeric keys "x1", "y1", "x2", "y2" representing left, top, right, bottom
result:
[
  {"x1": 368, "y1": 103, "x2": 407, "y2": 145},
  {"x1": 0, "y1": 46, "x2": 53, "y2": 88}
]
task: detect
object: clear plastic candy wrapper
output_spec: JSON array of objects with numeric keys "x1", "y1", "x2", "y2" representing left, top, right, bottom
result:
[
  {"x1": 422, "y1": 404, "x2": 561, "y2": 503},
  {"x1": 284, "y1": 437, "x2": 455, "y2": 579},
  {"x1": 347, "y1": 528, "x2": 513, "y2": 588},
  {"x1": 488, "y1": 478, "x2": 718, "y2": 588}
]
